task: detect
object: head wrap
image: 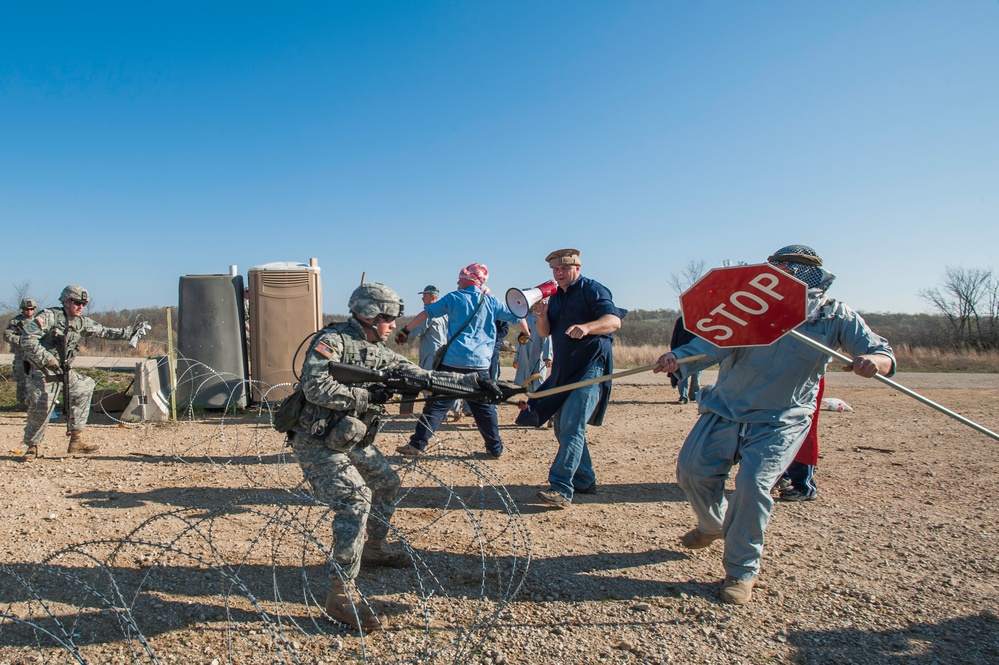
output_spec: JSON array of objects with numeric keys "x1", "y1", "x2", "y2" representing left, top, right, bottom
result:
[
  {"x1": 768, "y1": 244, "x2": 835, "y2": 292},
  {"x1": 458, "y1": 263, "x2": 490, "y2": 294}
]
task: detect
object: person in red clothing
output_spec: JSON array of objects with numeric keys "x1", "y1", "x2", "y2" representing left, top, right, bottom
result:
[{"x1": 774, "y1": 377, "x2": 825, "y2": 501}]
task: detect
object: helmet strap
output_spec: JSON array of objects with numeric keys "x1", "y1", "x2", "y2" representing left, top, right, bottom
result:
[{"x1": 352, "y1": 312, "x2": 381, "y2": 341}]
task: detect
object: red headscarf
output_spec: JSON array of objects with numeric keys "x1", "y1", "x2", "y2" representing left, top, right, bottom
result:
[{"x1": 458, "y1": 262, "x2": 490, "y2": 294}]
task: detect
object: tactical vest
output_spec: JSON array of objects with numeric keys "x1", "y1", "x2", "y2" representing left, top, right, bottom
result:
[{"x1": 294, "y1": 320, "x2": 397, "y2": 447}]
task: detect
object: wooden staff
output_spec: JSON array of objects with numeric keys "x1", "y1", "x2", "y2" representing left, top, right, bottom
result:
[{"x1": 525, "y1": 354, "x2": 707, "y2": 399}]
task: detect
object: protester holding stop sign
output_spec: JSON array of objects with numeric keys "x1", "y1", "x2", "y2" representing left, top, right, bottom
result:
[{"x1": 654, "y1": 244, "x2": 896, "y2": 605}]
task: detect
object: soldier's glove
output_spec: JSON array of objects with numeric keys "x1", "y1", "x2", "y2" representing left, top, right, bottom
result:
[
  {"x1": 44, "y1": 359, "x2": 61, "y2": 373},
  {"x1": 475, "y1": 376, "x2": 505, "y2": 403},
  {"x1": 129, "y1": 321, "x2": 151, "y2": 348},
  {"x1": 395, "y1": 330, "x2": 409, "y2": 345},
  {"x1": 367, "y1": 386, "x2": 395, "y2": 405},
  {"x1": 517, "y1": 333, "x2": 531, "y2": 345}
]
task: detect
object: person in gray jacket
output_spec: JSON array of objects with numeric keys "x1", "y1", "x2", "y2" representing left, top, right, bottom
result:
[{"x1": 655, "y1": 245, "x2": 895, "y2": 605}]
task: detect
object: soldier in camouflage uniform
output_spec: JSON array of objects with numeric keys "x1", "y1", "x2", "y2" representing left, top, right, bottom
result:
[
  {"x1": 291, "y1": 282, "x2": 492, "y2": 632},
  {"x1": 3, "y1": 297, "x2": 37, "y2": 408},
  {"x1": 18, "y1": 285, "x2": 147, "y2": 461}
]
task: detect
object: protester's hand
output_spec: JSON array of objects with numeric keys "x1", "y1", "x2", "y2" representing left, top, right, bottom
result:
[
  {"x1": 517, "y1": 332, "x2": 531, "y2": 345},
  {"x1": 367, "y1": 386, "x2": 395, "y2": 405},
  {"x1": 395, "y1": 330, "x2": 409, "y2": 345},
  {"x1": 843, "y1": 354, "x2": 882, "y2": 378},
  {"x1": 653, "y1": 353, "x2": 678, "y2": 374}
]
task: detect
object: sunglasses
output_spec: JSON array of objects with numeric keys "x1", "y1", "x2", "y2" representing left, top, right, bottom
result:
[
  {"x1": 70, "y1": 299, "x2": 87, "y2": 306},
  {"x1": 377, "y1": 315, "x2": 398, "y2": 324}
]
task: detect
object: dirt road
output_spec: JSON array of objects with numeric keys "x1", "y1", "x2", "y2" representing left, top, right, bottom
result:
[{"x1": 1, "y1": 370, "x2": 997, "y2": 664}]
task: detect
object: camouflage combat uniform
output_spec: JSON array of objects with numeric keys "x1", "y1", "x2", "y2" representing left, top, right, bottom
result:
[
  {"x1": 290, "y1": 317, "x2": 435, "y2": 581},
  {"x1": 3, "y1": 312, "x2": 32, "y2": 405},
  {"x1": 20, "y1": 307, "x2": 131, "y2": 449}
]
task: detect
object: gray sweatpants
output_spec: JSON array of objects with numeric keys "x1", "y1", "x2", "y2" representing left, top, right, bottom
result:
[{"x1": 675, "y1": 412, "x2": 810, "y2": 580}]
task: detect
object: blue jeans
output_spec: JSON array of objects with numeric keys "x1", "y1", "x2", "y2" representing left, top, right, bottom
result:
[
  {"x1": 548, "y1": 361, "x2": 604, "y2": 500},
  {"x1": 408, "y1": 365, "x2": 502, "y2": 455},
  {"x1": 678, "y1": 371, "x2": 701, "y2": 401},
  {"x1": 782, "y1": 461, "x2": 817, "y2": 496}
]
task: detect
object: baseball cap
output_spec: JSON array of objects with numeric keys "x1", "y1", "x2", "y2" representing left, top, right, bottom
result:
[{"x1": 418, "y1": 285, "x2": 440, "y2": 295}]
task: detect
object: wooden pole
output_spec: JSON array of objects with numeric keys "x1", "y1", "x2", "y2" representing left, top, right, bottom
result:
[
  {"x1": 166, "y1": 306, "x2": 177, "y2": 422},
  {"x1": 526, "y1": 354, "x2": 706, "y2": 399}
]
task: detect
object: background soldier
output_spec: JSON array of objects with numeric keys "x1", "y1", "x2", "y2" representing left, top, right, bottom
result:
[
  {"x1": 18, "y1": 285, "x2": 147, "y2": 461},
  {"x1": 290, "y1": 282, "x2": 494, "y2": 632},
  {"x1": 3, "y1": 297, "x2": 36, "y2": 409}
]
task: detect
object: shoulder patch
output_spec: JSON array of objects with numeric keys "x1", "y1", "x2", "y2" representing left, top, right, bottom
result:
[{"x1": 313, "y1": 341, "x2": 335, "y2": 359}]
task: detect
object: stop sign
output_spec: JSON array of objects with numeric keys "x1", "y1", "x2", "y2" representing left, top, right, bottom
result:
[{"x1": 680, "y1": 264, "x2": 807, "y2": 347}]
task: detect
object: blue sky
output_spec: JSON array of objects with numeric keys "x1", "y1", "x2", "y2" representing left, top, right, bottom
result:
[{"x1": 2, "y1": 2, "x2": 996, "y2": 316}]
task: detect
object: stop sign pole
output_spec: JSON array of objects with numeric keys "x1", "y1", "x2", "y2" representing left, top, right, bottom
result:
[
  {"x1": 681, "y1": 264, "x2": 999, "y2": 443},
  {"x1": 785, "y1": 329, "x2": 999, "y2": 442}
]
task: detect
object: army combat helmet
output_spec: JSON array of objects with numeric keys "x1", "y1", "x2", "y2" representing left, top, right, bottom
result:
[
  {"x1": 348, "y1": 283, "x2": 404, "y2": 321},
  {"x1": 60, "y1": 285, "x2": 90, "y2": 304},
  {"x1": 20, "y1": 298, "x2": 36, "y2": 310}
]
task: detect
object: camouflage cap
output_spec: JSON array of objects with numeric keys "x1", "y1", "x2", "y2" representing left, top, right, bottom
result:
[
  {"x1": 348, "y1": 282, "x2": 404, "y2": 319},
  {"x1": 20, "y1": 298, "x2": 36, "y2": 310},
  {"x1": 60, "y1": 285, "x2": 89, "y2": 304},
  {"x1": 545, "y1": 248, "x2": 581, "y2": 267}
]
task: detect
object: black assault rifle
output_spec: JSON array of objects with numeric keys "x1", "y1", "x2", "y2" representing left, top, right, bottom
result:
[
  {"x1": 60, "y1": 319, "x2": 74, "y2": 436},
  {"x1": 327, "y1": 362, "x2": 524, "y2": 405}
]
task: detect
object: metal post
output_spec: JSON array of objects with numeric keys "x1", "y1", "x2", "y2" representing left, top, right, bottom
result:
[{"x1": 788, "y1": 330, "x2": 999, "y2": 442}]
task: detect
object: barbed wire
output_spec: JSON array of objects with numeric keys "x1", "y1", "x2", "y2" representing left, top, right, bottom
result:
[{"x1": 1, "y1": 348, "x2": 532, "y2": 664}]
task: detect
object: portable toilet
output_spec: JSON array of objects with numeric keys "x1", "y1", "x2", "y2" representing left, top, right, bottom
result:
[
  {"x1": 248, "y1": 258, "x2": 322, "y2": 402},
  {"x1": 175, "y1": 271, "x2": 248, "y2": 409}
]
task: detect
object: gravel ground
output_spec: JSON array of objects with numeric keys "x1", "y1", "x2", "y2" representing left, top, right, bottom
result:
[{"x1": 0, "y1": 369, "x2": 997, "y2": 664}]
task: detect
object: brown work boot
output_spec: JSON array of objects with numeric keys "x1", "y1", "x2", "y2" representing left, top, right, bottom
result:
[
  {"x1": 719, "y1": 575, "x2": 757, "y2": 605},
  {"x1": 67, "y1": 431, "x2": 100, "y2": 455},
  {"x1": 16, "y1": 445, "x2": 39, "y2": 462},
  {"x1": 361, "y1": 538, "x2": 410, "y2": 568},
  {"x1": 395, "y1": 443, "x2": 423, "y2": 457},
  {"x1": 324, "y1": 580, "x2": 383, "y2": 632},
  {"x1": 680, "y1": 528, "x2": 722, "y2": 549}
]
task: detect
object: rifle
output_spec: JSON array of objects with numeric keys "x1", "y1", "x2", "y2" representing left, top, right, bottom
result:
[
  {"x1": 60, "y1": 318, "x2": 74, "y2": 436},
  {"x1": 327, "y1": 362, "x2": 525, "y2": 404}
]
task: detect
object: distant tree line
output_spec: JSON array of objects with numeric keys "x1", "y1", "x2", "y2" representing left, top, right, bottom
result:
[{"x1": 4, "y1": 265, "x2": 997, "y2": 354}]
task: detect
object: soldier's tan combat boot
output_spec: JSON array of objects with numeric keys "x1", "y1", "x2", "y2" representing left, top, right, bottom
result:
[
  {"x1": 67, "y1": 431, "x2": 100, "y2": 455},
  {"x1": 16, "y1": 445, "x2": 39, "y2": 462},
  {"x1": 324, "y1": 579, "x2": 382, "y2": 632},
  {"x1": 361, "y1": 538, "x2": 410, "y2": 568}
]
